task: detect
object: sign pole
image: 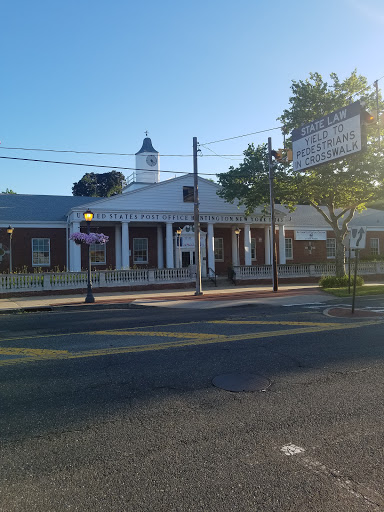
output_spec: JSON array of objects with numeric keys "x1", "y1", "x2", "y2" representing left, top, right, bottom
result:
[
  {"x1": 348, "y1": 249, "x2": 352, "y2": 294},
  {"x1": 351, "y1": 249, "x2": 359, "y2": 314},
  {"x1": 268, "y1": 137, "x2": 278, "y2": 292},
  {"x1": 193, "y1": 137, "x2": 203, "y2": 296}
]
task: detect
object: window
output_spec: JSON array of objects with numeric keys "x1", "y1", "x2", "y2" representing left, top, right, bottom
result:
[
  {"x1": 90, "y1": 244, "x2": 106, "y2": 264},
  {"x1": 251, "y1": 238, "x2": 256, "y2": 260},
  {"x1": 32, "y1": 238, "x2": 50, "y2": 266},
  {"x1": 133, "y1": 238, "x2": 148, "y2": 263},
  {"x1": 214, "y1": 238, "x2": 224, "y2": 261},
  {"x1": 370, "y1": 238, "x2": 379, "y2": 256},
  {"x1": 285, "y1": 238, "x2": 293, "y2": 259},
  {"x1": 183, "y1": 186, "x2": 194, "y2": 202},
  {"x1": 326, "y1": 238, "x2": 336, "y2": 258}
]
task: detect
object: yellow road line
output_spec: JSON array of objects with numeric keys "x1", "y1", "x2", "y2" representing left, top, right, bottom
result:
[
  {"x1": 0, "y1": 347, "x2": 69, "y2": 357},
  {"x1": 89, "y1": 330, "x2": 226, "y2": 340},
  {"x1": 209, "y1": 320, "x2": 345, "y2": 326},
  {"x1": 0, "y1": 318, "x2": 382, "y2": 367},
  {"x1": 0, "y1": 321, "x2": 203, "y2": 344}
]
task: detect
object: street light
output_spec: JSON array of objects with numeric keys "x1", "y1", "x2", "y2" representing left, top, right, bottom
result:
[
  {"x1": 176, "y1": 228, "x2": 182, "y2": 268},
  {"x1": 6, "y1": 225, "x2": 14, "y2": 273},
  {"x1": 234, "y1": 227, "x2": 241, "y2": 266},
  {"x1": 83, "y1": 209, "x2": 95, "y2": 303}
]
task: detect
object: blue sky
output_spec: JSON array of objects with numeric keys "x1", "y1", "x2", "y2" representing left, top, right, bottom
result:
[{"x1": 1, "y1": 0, "x2": 384, "y2": 196}]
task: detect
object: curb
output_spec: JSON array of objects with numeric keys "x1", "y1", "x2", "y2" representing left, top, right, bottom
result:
[
  {"x1": 324, "y1": 306, "x2": 384, "y2": 319},
  {"x1": 0, "y1": 306, "x2": 54, "y2": 315}
]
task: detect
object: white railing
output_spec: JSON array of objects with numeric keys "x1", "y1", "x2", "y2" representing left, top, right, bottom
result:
[
  {"x1": 233, "y1": 262, "x2": 384, "y2": 280},
  {"x1": 0, "y1": 273, "x2": 44, "y2": 290},
  {"x1": 1, "y1": 262, "x2": 384, "y2": 293},
  {"x1": 0, "y1": 268, "x2": 194, "y2": 293}
]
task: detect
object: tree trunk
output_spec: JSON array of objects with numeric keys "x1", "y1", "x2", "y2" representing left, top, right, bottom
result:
[
  {"x1": 335, "y1": 233, "x2": 346, "y2": 278},
  {"x1": 310, "y1": 202, "x2": 355, "y2": 279}
]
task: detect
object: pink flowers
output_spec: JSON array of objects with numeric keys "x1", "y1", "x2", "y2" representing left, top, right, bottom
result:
[{"x1": 69, "y1": 232, "x2": 109, "y2": 244}]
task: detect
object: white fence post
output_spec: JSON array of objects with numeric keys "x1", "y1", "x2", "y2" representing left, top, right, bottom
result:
[
  {"x1": 99, "y1": 272, "x2": 106, "y2": 288},
  {"x1": 148, "y1": 270, "x2": 155, "y2": 283},
  {"x1": 43, "y1": 274, "x2": 52, "y2": 290}
]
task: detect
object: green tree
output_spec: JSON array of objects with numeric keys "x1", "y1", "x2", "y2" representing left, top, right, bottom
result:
[
  {"x1": 72, "y1": 171, "x2": 126, "y2": 197},
  {"x1": 217, "y1": 143, "x2": 297, "y2": 211},
  {"x1": 1, "y1": 188, "x2": 17, "y2": 194},
  {"x1": 218, "y1": 71, "x2": 384, "y2": 277}
]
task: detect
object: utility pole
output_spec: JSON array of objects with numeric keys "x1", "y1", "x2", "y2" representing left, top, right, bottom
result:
[
  {"x1": 193, "y1": 137, "x2": 203, "y2": 295},
  {"x1": 374, "y1": 80, "x2": 381, "y2": 149},
  {"x1": 268, "y1": 137, "x2": 278, "y2": 292}
]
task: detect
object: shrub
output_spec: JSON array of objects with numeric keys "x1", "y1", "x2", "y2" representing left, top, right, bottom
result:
[{"x1": 319, "y1": 274, "x2": 364, "y2": 288}]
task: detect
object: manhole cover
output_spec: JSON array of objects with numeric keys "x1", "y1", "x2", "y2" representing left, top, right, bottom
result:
[{"x1": 212, "y1": 373, "x2": 271, "y2": 392}]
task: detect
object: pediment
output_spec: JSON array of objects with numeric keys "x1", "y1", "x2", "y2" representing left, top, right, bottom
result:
[{"x1": 69, "y1": 174, "x2": 282, "y2": 217}]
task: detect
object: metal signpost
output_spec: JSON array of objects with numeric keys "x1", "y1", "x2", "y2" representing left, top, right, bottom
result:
[
  {"x1": 292, "y1": 101, "x2": 363, "y2": 172},
  {"x1": 342, "y1": 234, "x2": 352, "y2": 294},
  {"x1": 349, "y1": 226, "x2": 366, "y2": 314},
  {"x1": 268, "y1": 137, "x2": 278, "y2": 292}
]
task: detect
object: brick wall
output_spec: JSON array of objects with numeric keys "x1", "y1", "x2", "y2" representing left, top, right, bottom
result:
[{"x1": 0, "y1": 228, "x2": 67, "y2": 273}]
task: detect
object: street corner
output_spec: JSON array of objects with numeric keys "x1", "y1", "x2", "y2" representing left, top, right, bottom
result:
[{"x1": 323, "y1": 306, "x2": 384, "y2": 320}]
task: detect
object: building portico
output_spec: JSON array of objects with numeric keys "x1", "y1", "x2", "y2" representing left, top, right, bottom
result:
[{"x1": 67, "y1": 195, "x2": 287, "y2": 274}]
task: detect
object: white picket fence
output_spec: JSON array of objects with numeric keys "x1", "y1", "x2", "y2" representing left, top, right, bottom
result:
[
  {"x1": 233, "y1": 261, "x2": 384, "y2": 280},
  {"x1": 1, "y1": 262, "x2": 384, "y2": 294}
]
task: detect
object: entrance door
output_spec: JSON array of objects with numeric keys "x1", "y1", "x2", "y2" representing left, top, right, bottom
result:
[
  {"x1": 181, "y1": 249, "x2": 206, "y2": 277},
  {"x1": 181, "y1": 250, "x2": 192, "y2": 268}
]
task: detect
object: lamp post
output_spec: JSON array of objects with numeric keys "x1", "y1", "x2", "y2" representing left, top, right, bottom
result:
[
  {"x1": 7, "y1": 225, "x2": 14, "y2": 273},
  {"x1": 176, "y1": 228, "x2": 182, "y2": 268},
  {"x1": 83, "y1": 209, "x2": 95, "y2": 303},
  {"x1": 234, "y1": 227, "x2": 241, "y2": 266}
]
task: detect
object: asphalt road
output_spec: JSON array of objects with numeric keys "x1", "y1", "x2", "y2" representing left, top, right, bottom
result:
[{"x1": 1, "y1": 298, "x2": 384, "y2": 511}]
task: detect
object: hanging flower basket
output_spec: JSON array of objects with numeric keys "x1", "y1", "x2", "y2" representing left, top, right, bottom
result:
[{"x1": 69, "y1": 232, "x2": 109, "y2": 245}]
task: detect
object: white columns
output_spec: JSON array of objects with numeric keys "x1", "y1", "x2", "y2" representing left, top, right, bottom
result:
[
  {"x1": 232, "y1": 228, "x2": 239, "y2": 266},
  {"x1": 207, "y1": 223, "x2": 215, "y2": 273},
  {"x1": 244, "y1": 224, "x2": 251, "y2": 266},
  {"x1": 157, "y1": 225, "x2": 164, "y2": 269},
  {"x1": 121, "y1": 222, "x2": 130, "y2": 268},
  {"x1": 115, "y1": 224, "x2": 122, "y2": 269},
  {"x1": 166, "y1": 222, "x2": 174, "y2": 268},
  {"x1": 264, "y1": 226, "x2": 271, "y2": 265},
  {"x1": 278, "y1": 225, "x2": 286, "y2": 264},
  {"x1": 69, "y1": 221, "x2": 81, "y2": 271}
]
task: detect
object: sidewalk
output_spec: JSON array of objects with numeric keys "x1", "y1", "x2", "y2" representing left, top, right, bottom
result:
[
  {"x1": 0, "y1": 283, "x2": 330, "y2": 312},
  {"x1": 1, "y1": 283, "x2": 383, "y2": 315}
]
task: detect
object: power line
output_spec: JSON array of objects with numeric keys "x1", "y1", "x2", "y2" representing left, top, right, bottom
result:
[
  {"x1": 200, "y1": 126, "x2": 282, "y2": 145},
  {"x1": 0, "y1": 155, "x2": 219, "y2": 176},
  {"x1": 351, "y1": 74, "x2": 384, "y2": 99},
  {"x1": 0, "y1": 145, "x2": 243, "y2": 158},
  {"x1": 200, "y1": 144, "x2": 242, "y2": 161}
]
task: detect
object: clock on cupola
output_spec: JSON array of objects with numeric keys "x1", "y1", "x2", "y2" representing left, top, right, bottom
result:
[{"x1": 135, "y1": 134, "x2": 160, "y2": 184}]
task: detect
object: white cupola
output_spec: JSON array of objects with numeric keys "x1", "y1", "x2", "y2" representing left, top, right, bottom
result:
[{"x1": 135, "y1": 136, "x2": 160, "y2": 184}]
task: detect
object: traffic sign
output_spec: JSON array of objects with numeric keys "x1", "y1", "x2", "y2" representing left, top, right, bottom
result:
[
  {"x1": 349, "y1": 226, "x2": 366, "y2": 249},
  {"x1": 292, "y1": 101, "x2": 363, "y2": 172}
]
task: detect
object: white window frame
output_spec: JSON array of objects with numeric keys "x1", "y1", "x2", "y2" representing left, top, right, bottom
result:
[
  {"x1": 133, "y1": 238, "x2": 148, "y2": 264},
  {"x1": 32, "y1": 238, "x2": 50, "y2": 267},
  {"x1": 251, "y1": 238, "x2": 256, "y2": 261},
  {"x1": 90, "y1": 243, "x2": 106, "y2": 265},
  {"x1": 370, "y1": 238, "x2": 379, "y2": 256},
  {"x1": 285, "y1": 238, "x2": 293, "y2": 260},
  {"x1": 214, "y1": 238, "x2": 224, "y2": 261},
  {"x1": 326, "y1": 238, "x2": 336, "y2": 259}
]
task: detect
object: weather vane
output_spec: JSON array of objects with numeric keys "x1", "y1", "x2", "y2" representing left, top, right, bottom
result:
[{"x1": 145, "y1": 130, "x2": 148, "y2": 137}]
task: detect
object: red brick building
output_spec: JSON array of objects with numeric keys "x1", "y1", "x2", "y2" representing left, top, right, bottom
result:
[{"x1": 1, "y1": 138, "x2": 383, "y2": 275}]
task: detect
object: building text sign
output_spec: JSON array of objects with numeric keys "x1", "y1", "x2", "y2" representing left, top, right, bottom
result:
[
  {"x1": 292, "y1": 101, "x2": 362, "y2": 172},
  {"x1": 72, "y1": 211, "x2": 285, "y2": 224},
  {"x1": 294, "y1": 230, "x2": 327, "y2": 241}
]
